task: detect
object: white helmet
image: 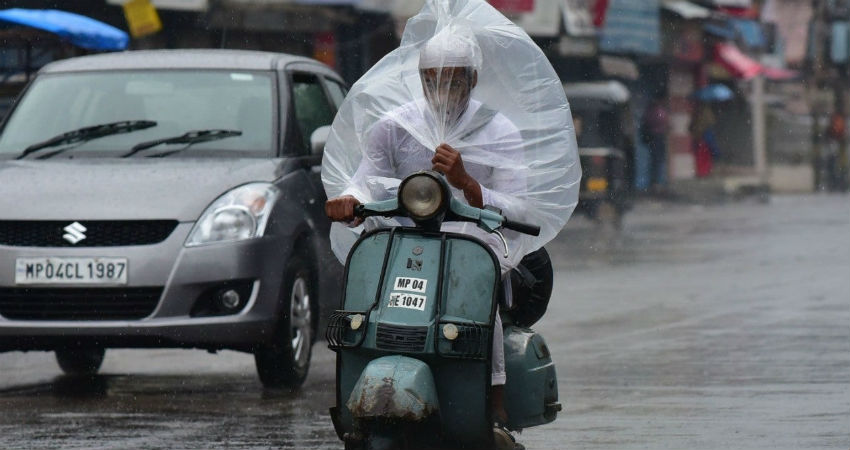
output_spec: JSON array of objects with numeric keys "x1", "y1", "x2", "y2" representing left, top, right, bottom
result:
[{"x1": 418, "y1": 25, "x2": 482, "y2": 70}]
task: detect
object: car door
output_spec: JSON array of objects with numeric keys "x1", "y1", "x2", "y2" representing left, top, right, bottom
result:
[
  {"x1": 284, "y1": 68, "x2": 346, "y2": 321},
  {"x1": 287, "y1": 70, "x2": 339, "y2": 201},
  {"x1": 322, "y1": 76, "x2": 349, "y2": 111}
]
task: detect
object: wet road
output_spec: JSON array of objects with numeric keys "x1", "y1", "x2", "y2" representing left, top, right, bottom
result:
[{"x1": 1, "y1": 194, "x2": 848, "y2": 449}]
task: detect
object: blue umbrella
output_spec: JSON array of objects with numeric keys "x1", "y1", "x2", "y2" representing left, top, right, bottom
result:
[
  {"x1": 691, "y1": 84, "x2": 734, "y2": 102},
  {"x1": 0, "y1": 8, "x2": 128, "y2": 51}
]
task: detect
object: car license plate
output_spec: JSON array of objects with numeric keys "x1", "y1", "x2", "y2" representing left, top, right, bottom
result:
[{"x1": 15, "y1": 257, "x2": 128, "y2": 285}]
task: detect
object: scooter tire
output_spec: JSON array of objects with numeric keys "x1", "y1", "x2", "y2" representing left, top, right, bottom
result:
[
  {"x1": 55, "y1": 347, "x2": 105, "y2": 375},
  {"x1": 365, "y1": 434, "x2": 401, "y2": 450},
  {"x1": 344, "y1": 440, "x2": 365, "y2": 450}
]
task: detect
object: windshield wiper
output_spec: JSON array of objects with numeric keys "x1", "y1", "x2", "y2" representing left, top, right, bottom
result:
[
  {"x1": 16, "y1": 120, "x2": 157, "y2": 160},
  {"x1": 123, "y1": 129, "x2": 242, "y2": 158}
]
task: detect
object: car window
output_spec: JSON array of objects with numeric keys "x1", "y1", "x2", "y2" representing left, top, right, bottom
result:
[
  {"x1": 291, "y1": 72, "x2": 336, "y2": 150},
  {"x1": 0, "y1": 71, "x2": 275, "y2": 157},
  {"x1": 325, "y1": 79, "x2": 348, "y2": 109}
]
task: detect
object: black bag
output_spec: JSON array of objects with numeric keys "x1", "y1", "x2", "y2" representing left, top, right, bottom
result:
[{"x1": 505, "y1": 247, "x2": 553, "y2": 327}]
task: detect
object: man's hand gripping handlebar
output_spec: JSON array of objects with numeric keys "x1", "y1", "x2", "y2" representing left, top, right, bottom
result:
[{"x1": 325, "y1": 195, "x2": 364, "y2": 227}]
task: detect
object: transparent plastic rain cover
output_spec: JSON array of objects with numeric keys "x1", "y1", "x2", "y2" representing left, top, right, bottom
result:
[{"x1": 322, "y1": 0, "x2": 581, "y2": 270}]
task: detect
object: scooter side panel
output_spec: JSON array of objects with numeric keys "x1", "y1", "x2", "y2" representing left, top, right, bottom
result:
[{"x1": 503, "y1": 326, "x2": 560, "y2": 429}]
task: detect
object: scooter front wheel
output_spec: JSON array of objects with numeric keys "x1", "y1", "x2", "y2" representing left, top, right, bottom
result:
[
  {"x1": 343, "y1": 437, "x2": 365, "y2": 450},
  {"x1": 342, "y1": 433, "x2": 401, "y2": 450},
  {"x1": 365, "y1": 433, "x2": 402, "y2": 450},
  {"x1": 55, "y1": 347, "x2": 105, "y2": 375},
  {"x1": 347, "y1": 425, "x2": 405, "y2": 450}
]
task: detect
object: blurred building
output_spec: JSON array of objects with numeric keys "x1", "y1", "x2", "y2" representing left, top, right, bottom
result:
[
  {"x1": 2, "y1": 0, "x2": 846, "y2": 191},
  {"x1": 499, "y1": 0, "x2": 828, "y2": 190},
  {"x1": 107, "y1": 0, "x2": 399, "y2": 84},
  {"x1": 1, "y1": 0, "x2": 398, "y2": 86},
  {"x1": 0, "y1": 1, "x2": 129, "y2": 117}
]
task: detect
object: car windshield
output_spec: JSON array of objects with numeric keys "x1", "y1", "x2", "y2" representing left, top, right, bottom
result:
[{"x1": 0, "y1": 70, "x2": 275, "y2": 157}]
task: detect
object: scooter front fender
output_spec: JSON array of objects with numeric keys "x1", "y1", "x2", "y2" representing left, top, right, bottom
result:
[{"x1": 346, "y1": 355, "x2": 439, "y2": 422}]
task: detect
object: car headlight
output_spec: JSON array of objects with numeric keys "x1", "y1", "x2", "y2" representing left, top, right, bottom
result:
[
  {"x1": 185, "y1": 183, "x2": 279, "y2": 247},
  {"x1": 399, "y1": 172, "x2": 447, "y2": 221}
]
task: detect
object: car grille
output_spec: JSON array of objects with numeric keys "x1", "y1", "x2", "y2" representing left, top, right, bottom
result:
[
  {"x1": 0, "y1": 287, "x2": 163, "y2": 320},
  {"x1": 375, "y1": 323, "x2": 428, "y2": 352},
  {"x1": 0, "y1": 220, "x2": 178, "y2": 247}
]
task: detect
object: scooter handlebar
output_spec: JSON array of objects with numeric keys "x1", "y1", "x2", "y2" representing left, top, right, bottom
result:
[
  {"x1": 353, "y1": 204, "x2": 366, "y2": 217},
  {"x1": 502, "y1": 219, "x2": 541, "y2": 236},
  {"x1": 353, "y1": 200, "x2": 400, "y2": 219},
  {"x1": 356, "y1": 200, "x2": 541, "y2": 237}
]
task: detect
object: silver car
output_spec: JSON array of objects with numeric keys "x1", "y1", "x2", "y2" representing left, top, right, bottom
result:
[{"x1": 0, "y1": 50, "x2": 346, "y2": 388}]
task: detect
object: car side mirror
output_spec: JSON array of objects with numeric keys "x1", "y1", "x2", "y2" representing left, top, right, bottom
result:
[{"x1": 310, "y1": 125, "x2": 331, "y2": 156}]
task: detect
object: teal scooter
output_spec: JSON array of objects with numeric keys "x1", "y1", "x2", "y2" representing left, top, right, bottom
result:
[{"x1": 328, "y1": 171, "x2": 560, "y2": 450}]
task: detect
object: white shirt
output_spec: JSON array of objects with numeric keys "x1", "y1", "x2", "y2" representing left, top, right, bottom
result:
[{"x1": 340, "y1": 99, "x2": 529, "y2": 271}]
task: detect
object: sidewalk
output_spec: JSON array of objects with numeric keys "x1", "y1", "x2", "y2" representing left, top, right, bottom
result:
[
  {"x1": 661, "y1": 164, "x2": 817, "y2": 204},
  {"x1": 665, "y1": 177, "x2": 736, "y2": 204}
]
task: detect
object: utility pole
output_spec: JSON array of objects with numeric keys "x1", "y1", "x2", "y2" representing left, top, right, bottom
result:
[
  {"x1": 809, "y1": 0, "x2": 829, "y2": 190},
  {"x1": 752, "y1": 72, "x2": 767, "y2": 186},
  {"x1": 809, "y1": 0, "x2": 850, "y2": 190}
]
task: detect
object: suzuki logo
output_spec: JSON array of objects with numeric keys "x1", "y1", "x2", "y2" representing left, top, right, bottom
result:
[{"x1": 63, "y1": 222, "x2": 87, "y2": 244}]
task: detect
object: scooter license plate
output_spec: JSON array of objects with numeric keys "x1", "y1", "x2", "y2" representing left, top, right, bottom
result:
[{"x1": 387, "y1": 292, "x2": 427, "y2": 311}]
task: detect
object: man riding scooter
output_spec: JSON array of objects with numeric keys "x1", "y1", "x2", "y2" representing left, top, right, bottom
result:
[
  {"x1": 322, "y1": 1, "x2": 582, "y2": 447},
  {"x1": 326, "y1": 27, "x2": 521, "y2": 428}
]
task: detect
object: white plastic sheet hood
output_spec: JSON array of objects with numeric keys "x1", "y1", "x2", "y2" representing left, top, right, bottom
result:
[{"x1": 322, "y1": 0, "x2": 581, "y2": 268}]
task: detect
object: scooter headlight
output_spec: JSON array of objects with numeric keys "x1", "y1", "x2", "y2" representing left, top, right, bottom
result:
[{"x1": 399, "y1": 172, "x2": 447, "y2": 221}]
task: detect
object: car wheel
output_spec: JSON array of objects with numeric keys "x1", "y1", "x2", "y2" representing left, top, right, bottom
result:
[
  {"x1": 55, "y1": 348, "x2": 105, "y2": 375},
  {"x1": 255, "y1": 255, "x2": 314, "y2": 389}
]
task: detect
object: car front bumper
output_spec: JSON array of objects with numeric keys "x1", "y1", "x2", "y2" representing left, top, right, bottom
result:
[{"x1": 0, "y1": 223, "x2": 291, "y2": 351}]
